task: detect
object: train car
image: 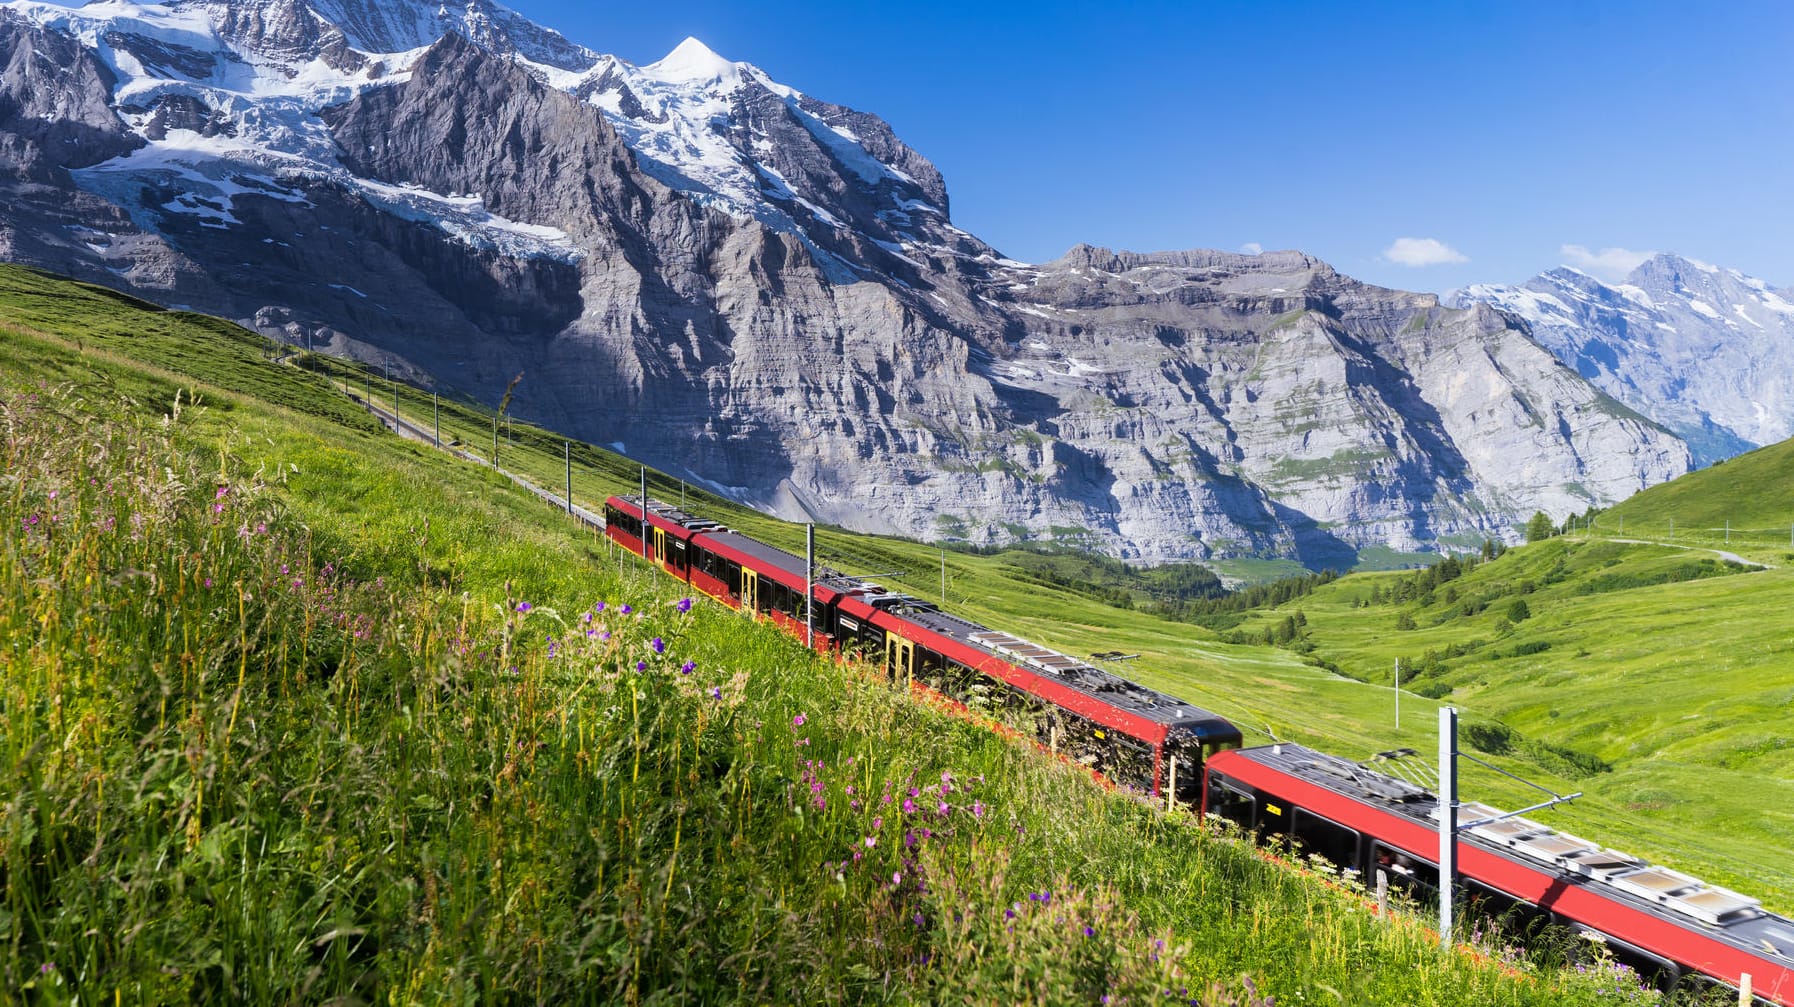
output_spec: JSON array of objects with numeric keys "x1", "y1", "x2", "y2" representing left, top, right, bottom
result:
[
  {"x1": 1205, "y1": 744, "x2": 1794, "y2": 1004},
  {"x1": 602, "y1": 495, "x2": 1242, "y2": 797}
]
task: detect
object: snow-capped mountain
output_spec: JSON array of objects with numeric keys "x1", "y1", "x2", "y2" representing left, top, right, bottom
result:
[
  {"x1": 1450, "y1": 254, "x2": 1794, "y2": 466},
  {"x1": 0, "y1": 0, "x2": 1693, "y2": 563}
]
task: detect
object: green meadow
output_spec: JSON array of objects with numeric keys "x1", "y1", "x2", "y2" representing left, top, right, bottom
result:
[{"x1": 0, "y1": 262, "x2": 1768, "y2": 1002}]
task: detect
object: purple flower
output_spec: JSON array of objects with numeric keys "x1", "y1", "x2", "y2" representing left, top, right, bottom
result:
[
  {"x1": 215, "y1": 486, "x2": 229, "y2": 498},
  {"x1": 39, "y1": 962, "x2": 54, "y2": 975},
  {"x1": 902, "y1": 798, "x2": 916, "y2": 814},
  {"x1": 203, "y1": 577, "x2": 213, "y2": 588},
  {"x1": 710, "y1": 687, "x2": 722, "y2": 700},
  {"x1": 635, "y1": 660, "x2": 648, "y2": 672},
  {"x1": 937, "y1": 801, "x2": 950, "y2": 816},
  {"x1": 971, "y1": 800, "x2": 985, "y2": 819},
  {"x1": 1083, "y1": 926, "x2": 1095, "y2": 937},
  {"x1": 864, "y1": 835, "x2": 877, "y2": 848},
  {"x1": 651, "y1": 637, "x2": 665, "y2": 654},
  {"x1": 680, "y1": 660, "x2": 696, "y2": 675},
  {"x1": 595, "y1": 601, "x2": 606, "y2": 612},
  {"x1": 620, "y1": 604, "x2": 633, "y2": 615},
  {"x1": 516, "y1": 601, "x2": 532, "y2": 613},
  {"x1": 677, "y1": 597, "x2": 693, "y2": 613},
  {"x1": 792, "y1": 713, "x2": 806, "y2": 728},
  {"x1": 872, "y1": 816, "x2": 883, "y2": 830}
]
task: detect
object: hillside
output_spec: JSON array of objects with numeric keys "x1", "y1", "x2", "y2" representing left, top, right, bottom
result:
[
  {"x1": 1595, "y1": 435, "x2": 1794, "y2": 562},
  {"x1": 1214, "y1": 534, "x2": 1794, "y2": 909},
  {"x1": 0, "y1": 267, "x2": 1671, "y2": 1002}
]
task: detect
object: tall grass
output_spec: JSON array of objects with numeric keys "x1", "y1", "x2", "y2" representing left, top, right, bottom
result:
[{"x1": 0, "y1": 366, "x2": 1679, "y2": 1005}]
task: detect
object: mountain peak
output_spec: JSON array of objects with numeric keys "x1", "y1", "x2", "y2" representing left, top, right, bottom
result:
[{"x1": 643, "y1": 35, "x2": 737, "y2": 84}]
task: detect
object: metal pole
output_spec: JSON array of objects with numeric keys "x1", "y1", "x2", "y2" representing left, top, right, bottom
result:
[
  {"x1": 1438, "y1": 706, "x2": 1459, "y2": 946},
  {"x1": 806, "y1": 523, "x2": 815, "y2": 649},
  {"x1": 492, "y1": 414, "x2": 498, "y2": 469},
  {"x1": 1395, "y1": 658, "x2": 1401, "y2": 729},
  {"x1": 564, "y1": 442, "x2": 572, "y2": 513},
  {"x1": 681, "y1": 479, "x2": 686, "y2": 508},
  {"x1": 391, "y1": 368, "x2": 399, "y2": 430},
  {"x1": 433, "y1": 392, "x2": 439, "y2": 448},
  {"x1": 1166, "y1": 752, "x2": 1176, "y2": 813},
  {"x1": 941, "y1": 549, "x2": 947, "y2": 606},
  {"x1": 640, "y1": 466, "x2": 650, "y2": 560}
]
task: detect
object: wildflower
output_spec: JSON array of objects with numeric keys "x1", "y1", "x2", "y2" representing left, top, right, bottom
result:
[
  {"x1": 971, "y1": 800, "x2": 985, "y2": 819},
  {"x1": 280, "y1": 563, "x2": 289, "y2": 575},
  {"x1": 677, "y1": 597, "x2": 693, "y2": 613},
  {"x1": 937, "y1": 801, "x2": 950, "y2": 816},
  {"x1": 651, "y1": 637, "x2": 665, "y2": 654},
  {"x1": 215, "y1": 486, "x2": 228, "y2": 498},
  {"x1": 902, "y1": 798, "x2": 917, "y2": 814},
  {"x1": 892, "y1": 872, "x2": 901, "y2": 884},
  {"x1": 792, "y1": 713, "x2": 806, "y2": 728},
  {"x1": 581, "y1": 612, "x2": 593, "y2": 625},
  {"x1": 600, "y1": 631, "x2": 612, "y2": 642},
  {"x1": 595, "y1": 601, "x2": 606, "y2": 612},
  {"x1": 635, "y1": 660, "x2": 648, "y2": 672},
  {"x1": 212, "y1": 502, "x2": 224, "y2": 513},
  {"x1": 40, "y1": 962, "x2": 54, "y2": 974},
  {"x1": 913, "y1": 911, "x2": 924, "y2": 926},
  {"x1": 680, "y1": 660, "x2": 695, "y2": 675},
  {"x1": 864, "y1": 835, "x2": 877, "y2": 848},
  {"x1": 256, "y1": 522, "x2": 267, "y2": 534},
  {"x1": 620, "y1": 604, "x2": 633, "y2": 615},
  {"x1": 516, "y1": 601, "x2": 532, "y2": 613},
  {"x1": 904, "y1": 830, "x2": 918, "y2": 849},
  {"x1": 203, "y1": 578, "x2": 213, "y2": 588},
  {"x1": 872, "y1": 816, "x2": 883, "y2": 829},
  {"x1": 710, "y1": 687, "x2": 722, "y2": 700},
  {"x1": 1083, "y1": 926, "x2": 1095, "y2": 937},
  {"x1": 1005, "y1": 907, "x2": 1016, "y2": 919}
]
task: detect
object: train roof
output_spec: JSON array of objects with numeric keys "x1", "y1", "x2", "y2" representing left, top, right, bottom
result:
[
  {"x1": 605, "y1": 495, "x2": 1238, "y2": 745},
  {"x1": 1218, "y1": 743, "x2": 1794, "y2": 966}
]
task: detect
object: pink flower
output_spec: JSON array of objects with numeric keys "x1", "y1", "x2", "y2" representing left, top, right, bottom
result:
[{"x1": 792, "y1": 713, "x2": 806, "y2": 728}]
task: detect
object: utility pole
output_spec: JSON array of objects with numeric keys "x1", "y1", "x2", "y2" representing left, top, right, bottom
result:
[
  {"x1": 564, "y1": 442, "x2": 572, "y2": 514},
  {"x1": 1395, "y1": 658, "x2": 1401, "y2": 729},
  {"x1": 806, "y1": 523, "x2": 816, "y2": 649},
  {"x1": 639, "y1": 466, "x2": 650, "y2": 560},
  {"x1": 1438, "y1": 706, "x2": 1459, "y2": 946}
]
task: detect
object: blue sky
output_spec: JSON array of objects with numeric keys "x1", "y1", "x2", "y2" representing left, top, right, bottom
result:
[{"x1": 506, "y1": 0, "x2": 1793, "y2": 292}]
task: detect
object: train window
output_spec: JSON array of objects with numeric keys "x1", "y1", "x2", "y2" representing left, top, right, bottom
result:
[
  {"x1": 914, "y1": 646, "x2": 948, "y2": 690},
  {"x1": 1291, "y1": 810, "x2": 1360, "y2": 874},
  {"x1": 1371, "y1": 842, "x2": 1437, "y2": 904},
  {"x1": 1204, "y1": 777, "x2": 1254, "y2": 828}
]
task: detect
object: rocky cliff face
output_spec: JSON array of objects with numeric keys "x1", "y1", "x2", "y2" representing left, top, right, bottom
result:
[
  {"x1": 1450, "y1": 255, "x2": 1794, "y2": 467},
  {"x1": 0, "y1": 0, "x2": 1693, "y2": 563}
]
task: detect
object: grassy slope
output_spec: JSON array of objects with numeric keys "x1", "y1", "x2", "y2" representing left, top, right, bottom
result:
[
  {"x1": 10, "y1": 259, "x2": 1781, "y2": 912},
  {"x1": 0, "y1": 266, "x2": 1669, "y2": 1004},
  {"x1": 1596, "y1": 435, "x2": 1794, "y2": 564},
  {"x1": 1220, "y1": 538, "x2": 1794, "y2": 909}
]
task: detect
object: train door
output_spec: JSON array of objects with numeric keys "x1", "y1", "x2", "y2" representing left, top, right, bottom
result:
[
  {"x1": 886, "y1": 635, "x2": 915, "y2": 683},
  {"x1": 652, "y1": 526, "x2": 669, "y2": 567},
  {"x1": 741, "y1": 568, "x2": 759, "y2": 613}
]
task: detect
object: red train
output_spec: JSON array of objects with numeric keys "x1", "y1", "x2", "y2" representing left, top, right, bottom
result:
[{"x1": 604, "y1": 495, "x2": 1792, "y2": 1005}]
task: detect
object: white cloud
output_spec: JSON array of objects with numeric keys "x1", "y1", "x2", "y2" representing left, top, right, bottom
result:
[
  {"x1": 1239, "y1": 242, "x2": 1263, "y2": 255},
  {"x1": 1560, "y1": 244, "x2": 1654, "y2": 282},
  {"x1": 1383, "y1": 237, "x2": 1468, "y2": 267}
]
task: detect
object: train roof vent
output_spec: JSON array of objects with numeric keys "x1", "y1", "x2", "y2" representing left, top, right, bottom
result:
[
  {"x1": 967, "y1": 631, "x2": 1103, "y2": 681},
  {"x1": 1297, "y1": 754, "x2": 1430, "y2": 803}
]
